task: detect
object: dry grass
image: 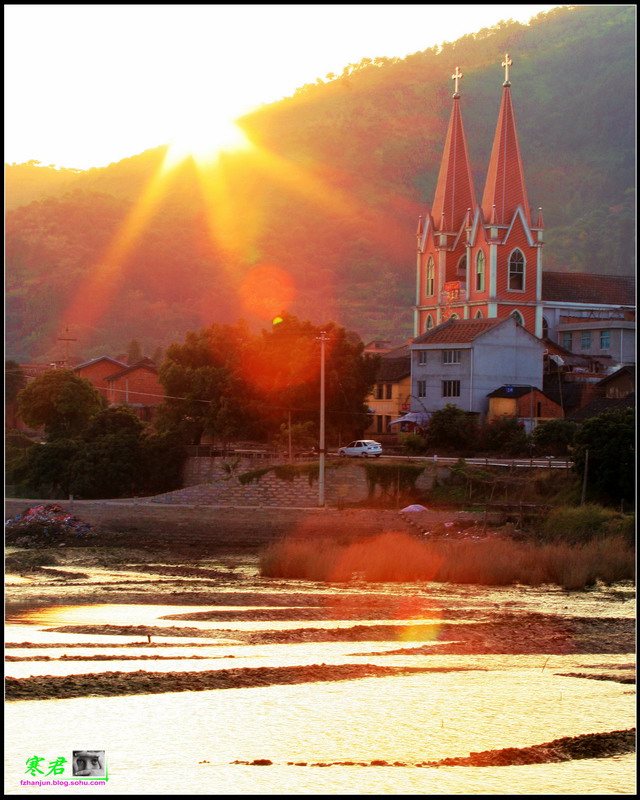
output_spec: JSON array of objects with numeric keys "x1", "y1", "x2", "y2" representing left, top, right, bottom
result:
[{"x1": 260, "y1": 531, "x2": 635, "y2": 590}]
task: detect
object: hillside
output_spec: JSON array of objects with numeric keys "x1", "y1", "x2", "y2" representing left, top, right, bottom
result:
[{"x1": 5, "y1": 5, "x2": 635, "y2": 363}]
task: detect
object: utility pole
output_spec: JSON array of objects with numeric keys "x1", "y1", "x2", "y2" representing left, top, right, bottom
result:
[
  {"x1": 317, "y1": 331, "x2": 329, "y2": 507},
  {"x1": 581, "y1": 448, "x2": 589, "y2": 505},
  {"x1": 58, "y1": 326, "x2": 77, "y2": 368}
]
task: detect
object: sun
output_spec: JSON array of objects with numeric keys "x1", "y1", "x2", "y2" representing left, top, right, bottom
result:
[{"x1": 163, "y1": 110, "x2": 251, "y2": 170}]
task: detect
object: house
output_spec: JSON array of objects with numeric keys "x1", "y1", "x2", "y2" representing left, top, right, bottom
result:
[
  {"x1": 365, "y1": 344, "x2": 411, "y2": 439},
  {"x1": 597, "y1": 365, "x2": 635, "y2": 399},
  {"x1": 541, "y1": 275, "x2": 635, "y2": 352},
  {"x1": 566, "y1": 365, "x2": 635, "y2": 423},
  {"x1": 410, "y1": 316, "x2": 546, "y2": 419},
  {"x1": 74, "y1": 356, "x2": 128, "y2": 401},
  {"x1": 413, "y1": 56, "x2": 635, "y2": 364},
  {"x1": 103, "y1": 357, "x2": 164, "y2": 422},
  {"x1": 486, "y1": 385, "x2": 563, "y2": 434}
]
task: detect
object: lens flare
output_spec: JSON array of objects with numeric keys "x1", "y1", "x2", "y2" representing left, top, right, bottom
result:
[{"x1": 239, "y1": 264, "x2": 296, "y2": 320}]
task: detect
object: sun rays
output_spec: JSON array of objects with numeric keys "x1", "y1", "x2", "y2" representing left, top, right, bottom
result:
[{"x1": 58, "y1": 110, "x2": 414, "y2": 340}]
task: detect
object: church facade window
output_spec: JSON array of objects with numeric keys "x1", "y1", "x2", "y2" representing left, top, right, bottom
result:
[
  {"x1": 425, "y1": 257, "x2": 435, "y2": 297},
  {"x1": 508, "y1": 249, "x2": 525, "y2": 291},
  {"x1": 475, "y1": 250, "x2": 485, "y2": 291},
  {"x1": 511, "y1": 310, "x2": 524, "y2": 326},
  {"x1": 425, "y1": 314, "x2": 434, "y2": 331},
  {"x1": 457, "y1": 254, "x2": 467, "y2": 276}
]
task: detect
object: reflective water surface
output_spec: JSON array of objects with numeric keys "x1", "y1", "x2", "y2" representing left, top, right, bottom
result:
[{"x1": 4, "y1": 566, "x2": 635, "y2": 795}]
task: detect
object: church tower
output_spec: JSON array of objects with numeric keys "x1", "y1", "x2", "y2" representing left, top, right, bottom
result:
[
  {"x1": 415, "y1": 55, "x2": 545, "y2": 338},
  {"x1": 414, "y1": 66, "x2": 477, "y2": 336}
]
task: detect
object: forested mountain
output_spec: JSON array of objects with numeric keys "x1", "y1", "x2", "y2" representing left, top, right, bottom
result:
[{"x1": 5, "y1": 5, "x2": 635, "y2": 363}]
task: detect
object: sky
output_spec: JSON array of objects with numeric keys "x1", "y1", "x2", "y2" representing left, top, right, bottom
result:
[{"x1": 5, "y1": 4, "x2": 561, "y2": 170}]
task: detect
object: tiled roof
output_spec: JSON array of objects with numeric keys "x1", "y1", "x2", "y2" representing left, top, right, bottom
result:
[
  {"x1": 486, "y1": 385, "x2": 537, "y2": 399},
  {"x1": 596, "y1": 365, "x2": 635, "y2": 386},
  {"x1": 542, "y1": 272, "x2": 635, "y2": 305},
  {"x1": 567, "y1": 393, "x2": 635, "y2": 422},
  {"x1": 105, "y1": 359, "x2": 158, "y2": 381},
  {"x1": 376, "y1": 346, "x2": 411, "y2": 382},
  {"x1": 74, "y1": 356, "x2": 127, "y2": 371},
  {"x1": 413, "y1": 317, "x2": 504, "y2": 345}
]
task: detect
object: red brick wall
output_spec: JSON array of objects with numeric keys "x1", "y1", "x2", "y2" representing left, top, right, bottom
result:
[
  {"x1": 75, "y1": 360, "x2": 124, "y2": 399},
  {"x1": 107, "y1": 368, "x2": 163, "y2": 406}
]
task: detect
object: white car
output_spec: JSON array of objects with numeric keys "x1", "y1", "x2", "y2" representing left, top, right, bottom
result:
[{"x1": 338, "y1": 440, "x2": 383, "y2": 458}]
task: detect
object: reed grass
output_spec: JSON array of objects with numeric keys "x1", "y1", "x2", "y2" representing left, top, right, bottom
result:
[{"x1": 260, "y1": 531, "x2": 634, "y2": 590}]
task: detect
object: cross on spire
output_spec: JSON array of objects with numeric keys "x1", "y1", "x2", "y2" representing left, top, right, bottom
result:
[
  {"x1": 452, "y1": 66, "x2": 463, "y2": 96},
  {"x1": 502, "y1": 53, "x2": 512, "y2": 85}
]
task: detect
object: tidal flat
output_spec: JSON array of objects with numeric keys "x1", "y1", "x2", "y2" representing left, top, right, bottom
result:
[{"x1": 4, "y1": 506, "x2": 636, "y2": 795}]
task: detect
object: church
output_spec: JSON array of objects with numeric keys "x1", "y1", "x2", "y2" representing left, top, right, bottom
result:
[
  {"x1": 413, "y1": 55, "x2": 634, "y2": 345},
  {"x1": 404, "y1": 54, "x2": 635, "y2": 425}
]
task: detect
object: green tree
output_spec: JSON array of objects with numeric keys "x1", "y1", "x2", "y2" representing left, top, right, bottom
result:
[
  {"x1": 10, "y1": 438, "x2": 81, "y2": 498},
  {"x1": 573, "y1": 408, "x2": 635, "y2": 505},
  {"x1": 532, "y1": 418, "x2": 578, "y2": 456},
  {"x1": 480, "y1": 416, "x2": 531, "y2": 456},
  {"x1": 126, "y1": 339, "x2": 143, "y2": 364},
  {"x1": 17, "y1": 369, "x2": 106, "y2": 439},
  {"x1": 5, "y1": 359, "x2": 26, "y2": 406},
  {"x1": 157, "y1": 320, "x2": 262, "y2": 446},
  {"x1": 257, "y1": 314, "x2": 379, "y2": 443},
  {"x1": 426, "y1": 404, "x2": 479, "y2": 454}
]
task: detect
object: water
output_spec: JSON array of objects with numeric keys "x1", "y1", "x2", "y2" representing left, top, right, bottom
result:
[{"x1": 4, "y1": 570, "x2": 636, "y2": 794}]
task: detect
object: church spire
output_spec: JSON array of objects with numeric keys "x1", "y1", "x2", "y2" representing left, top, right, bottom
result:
[
  {"x1": 430, "y1": 66, "x2": 477, "y2": 234},
  {"x1": 481, "y1": 53, "x2": 531, "y2": 226}
]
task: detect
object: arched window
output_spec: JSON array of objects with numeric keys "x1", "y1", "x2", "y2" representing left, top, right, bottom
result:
[
  {"x1": 475, "y1": 250, "x2": 485, "y2": 292},
  {"x1": 511, "y1": 310, "x2": 524, "y2": 326},
  {"x1": 450, "y1": 313, "x2": 459, "y2": 320},
  {"x1": 457, "y1": 254, "x2": 467, "y2": 276},
  {"x1": 425, "y1": 257, "x2": 435, "y2": 297},
  {"x1": 425, "y1": 314, "x2": 434, "y2": 331},
  {"x1": 542, "y1": 316, "x2": 549, "y2": 339},
  {"x1": 474, "y1": 309, "x2": 483, "y2": 319},
  {"x1": 508, "y1": 249, "x2": 525, "y2": 291}
]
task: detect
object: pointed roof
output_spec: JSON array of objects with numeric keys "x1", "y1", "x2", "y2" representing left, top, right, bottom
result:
[
  {"x1": 481, "y1": 62, "x2": 531, "y2": 227},
  {"x1": 431, "y1": 89, "x2": 477, "y2": 234}
]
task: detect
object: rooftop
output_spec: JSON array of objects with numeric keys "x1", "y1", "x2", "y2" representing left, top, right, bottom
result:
[{"x1": 542, "y1": 272, "x2": 635, "y2": 305}]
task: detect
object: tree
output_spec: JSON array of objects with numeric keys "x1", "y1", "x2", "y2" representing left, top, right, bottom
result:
[
  {"x1": 10, "y1": 438, "x2": 81, "y2": 498},
  {"x1": 157, "y1": 321, "x2": 262, "y2": 446},
  {"x1": 479, "y1": 416, "x2": 530, "y2": 456},
  {"x1": 17, "y1": 369, "x2": 106, "y2": 439},
  {"x1": 573, "y1": 408, "x2": 635, "y2": 505},
  {"x1": 426, "y1": 404, "x2": 479, "y2": 454},
  {"x1": 126, "y1": 339, "x2": 143, "y2": 364},
  {"x1": 5, "y1": 359, "x2": 26, "y2": 406},
  {"x1": 532, "y1": 418, "x2": 578, "y2": 456},
  {"x1": 256, "y1": 314, "x2": 379, "y2": 443}
]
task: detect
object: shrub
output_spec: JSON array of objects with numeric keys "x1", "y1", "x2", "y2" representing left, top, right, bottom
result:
[
  {"x1": 538, "y1": 504, "x2": 630, "y2": 543},
  {"x1": 479, "y1": 416, "x2": 530, "y2": 456},
  {"x1": 425, "y1": 404, "x2": 479, "y2": 454},
  {"x1": 363, "y1": 462, "x2": 425, "y2": 498},
  {"x1": 532, "y1": 419, "x2": 578, "y2": 456},
  {"x1": 400, "y1": 433, "x2": 429, "y2": 455},
  {"x1": 572, "y1": 408, "x2": 635, "y2": 506},
  {"x1": 259, "y1": 531, "x2": 634, "y2": 589}
]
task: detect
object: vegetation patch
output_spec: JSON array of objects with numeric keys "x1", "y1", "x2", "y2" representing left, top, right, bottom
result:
[
  {"x1": 260, "y1": 531, "x2": 635, "y2": 590},
  {"x1": 363, "y1": 462, "x2": 425, "y2": 498}
]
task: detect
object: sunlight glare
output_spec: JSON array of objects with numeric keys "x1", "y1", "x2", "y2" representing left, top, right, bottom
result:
[{"x1": 164, "y1": 111, "x2": 251, "y2": 170}]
